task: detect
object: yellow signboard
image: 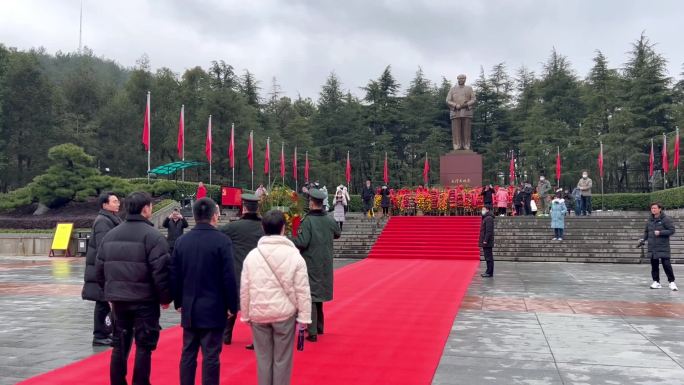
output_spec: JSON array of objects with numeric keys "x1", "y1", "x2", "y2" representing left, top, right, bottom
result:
[{"x1": 51, "y1": 223, "x2": 74, "y2": 251}]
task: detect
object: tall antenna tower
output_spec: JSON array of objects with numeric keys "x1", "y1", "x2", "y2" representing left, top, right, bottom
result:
[{"x1": 78, "y1": 0, "x2": 83, "y2": 53}]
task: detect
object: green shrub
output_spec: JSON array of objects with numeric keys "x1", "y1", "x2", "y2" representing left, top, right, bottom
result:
[
  {"x1": 650, "y1": 186, "x2": 684, "y2": 209},
  {"x1": 0, "y1": 186, "x2": 33, "y2": 210},
  {"x1": 593, "y1": 193, "x2": 651, "y2": 211}
]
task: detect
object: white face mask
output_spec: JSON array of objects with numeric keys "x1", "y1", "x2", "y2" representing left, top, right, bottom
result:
[
  {"x1": 481, "y1": 209, "x2": 488, "y2": 216},
  {"x1": 540, "y1": 177, "x2": 545, "y2": 181},
  {"x1": 582, "y1": 174, "x2": 588, "y2": 178}
]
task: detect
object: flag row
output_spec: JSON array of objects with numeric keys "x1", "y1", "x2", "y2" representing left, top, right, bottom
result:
[
  {"x1": 141, "y1": 93, "x2": 434, "y2": 186},
  {"x1": 509, "y1": 128, "x2": 681, "y2": 185}
]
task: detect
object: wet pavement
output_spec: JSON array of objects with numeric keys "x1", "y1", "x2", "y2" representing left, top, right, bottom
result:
[
  {"x1": 434, "y1": 262, "x2": 684, "y2": 385},
  {"x1": 0, "y1": 257, "x2": 682, "y2": 384}
]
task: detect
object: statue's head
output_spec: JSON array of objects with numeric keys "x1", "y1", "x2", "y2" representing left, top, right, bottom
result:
[{"x1": 457, "y1": 74, "x2": 466, "y2": 85}]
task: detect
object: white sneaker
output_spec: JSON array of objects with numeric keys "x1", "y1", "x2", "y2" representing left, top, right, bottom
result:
[
  {"x1": 552, "y1": 238, "x2": 558, "y2": 241},
  {"x1": 650, "y1": 281, "x2": 662, "y2": 289},
  {"x1": 558, "y1": 238, "x2": 563, "y2": 241},
  {"x1": 670, "y1": 282, "x2": 678, "y2": 291}
]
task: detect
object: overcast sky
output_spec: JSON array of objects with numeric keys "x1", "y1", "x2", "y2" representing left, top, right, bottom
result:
[{"x1": 1, "y1": 0, "x2": 683, "y2": 100}]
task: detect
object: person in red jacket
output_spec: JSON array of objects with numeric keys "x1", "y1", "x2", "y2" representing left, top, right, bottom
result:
[{"x1": 196, "y1": 181, "x2": 207, "y2": 200}]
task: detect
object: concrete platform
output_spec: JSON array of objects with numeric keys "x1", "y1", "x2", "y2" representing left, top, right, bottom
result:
[
  {"x1": 0, "y1": 257, "x2": 681, "y2": 384},
  {"x1": 434, "y1": 262, "x2": 684, "y2": 385}
]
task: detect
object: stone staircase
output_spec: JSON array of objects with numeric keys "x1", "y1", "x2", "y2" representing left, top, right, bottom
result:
[
  {"x1": 492, "y1": 214, "x2": 683, "y2": 264},
  {"x1": 334, "y1": 213, "x2": 387, "y2": 259}
]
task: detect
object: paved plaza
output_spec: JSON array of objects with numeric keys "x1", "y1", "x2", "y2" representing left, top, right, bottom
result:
[{"x1": 0, "y1": 257, "x2": 682, "y2": 385}]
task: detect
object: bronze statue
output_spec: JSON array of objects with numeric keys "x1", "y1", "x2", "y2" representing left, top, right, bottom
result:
[{"x1": 446, "y1": 74, "x2": 476, "y2": 150}]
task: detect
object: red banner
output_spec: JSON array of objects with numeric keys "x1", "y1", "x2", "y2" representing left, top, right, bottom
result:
[
  {"x1": 177, "y1": 105, "x2": 184, "y2": 159},
  {"x1": 205, "y1": 115, "x2": 212, "y2": 162}
]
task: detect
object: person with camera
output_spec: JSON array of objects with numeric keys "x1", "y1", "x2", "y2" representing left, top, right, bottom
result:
[
  {"x1": 639, "y1": 202, "x2": 678, "y2": 291},
  {"x1": 163, "y1": 207, "x2": 189, "y2": 254}
]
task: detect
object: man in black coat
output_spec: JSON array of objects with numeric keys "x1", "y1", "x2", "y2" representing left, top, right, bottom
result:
[
  {"x1": 640, "y1": 202, "x2": 678, "y2": 291},
  {"x1": 361, "y1": 179, "x2": 375, "y2": 218},
  {"x1": 81, "y1": 192, "x2": 121, "y2": 346},
  {"x1": 219, "y1": 194, "x2": 264, "y2": 347},
  {"x1": 96, "y1": 192, "x2": 171, "y2": 385},
  {"x1": 479, "y1": 204, "x2": 495, "y2": 277},
  {"x1": 163, "y1": 207, "x2": 189, "y2": 253},
  {"x1": 171, "y1": 198, "x2": 238, "y2": 385}
]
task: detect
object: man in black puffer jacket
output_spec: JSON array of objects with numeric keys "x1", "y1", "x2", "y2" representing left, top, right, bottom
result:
[
  {"x1": 96, "y1": 191, "x2": 171, "y2": 385},
  {"x1": 640, "y1": 202, "x2": 678, "y2": 291},
  {"x1": 82, "y1": 192, "x2": 121, "y2": 346}
]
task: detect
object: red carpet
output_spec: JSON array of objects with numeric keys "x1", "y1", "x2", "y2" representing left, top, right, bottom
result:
[
  {"x1": 20, "y1": 217, "x2": 480, "y2": 384},
  {"x1": 369, "y1": 216, "x2": 482, "y2": 260}
]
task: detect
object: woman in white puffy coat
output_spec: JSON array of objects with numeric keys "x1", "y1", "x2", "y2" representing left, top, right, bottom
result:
[{"x1": 241, "y1": 210, "x2": 312, "y2": 385}]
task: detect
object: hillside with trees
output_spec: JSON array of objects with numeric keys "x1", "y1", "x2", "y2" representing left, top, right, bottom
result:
[{"x1": 1, "y1": 33, "x2": 683, "y2": 194}]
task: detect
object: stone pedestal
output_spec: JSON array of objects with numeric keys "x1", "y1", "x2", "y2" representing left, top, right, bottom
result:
[{"x1": 440, "y1": 151, "x2": 483, "y2": 188}]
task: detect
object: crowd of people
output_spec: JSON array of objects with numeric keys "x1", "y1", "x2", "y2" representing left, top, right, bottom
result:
[
  {"x1": 81, "y1": 171, "x2": 678, "y2": 384},
  {"x1": 83, "y1": 187, "x2": 340, "y2": 385}
]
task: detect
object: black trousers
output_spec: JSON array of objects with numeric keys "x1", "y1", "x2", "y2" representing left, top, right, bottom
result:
[
  {"x1": 524, "y1": 196, "x2": 533, "y2": 215},
  {"x1": 224, "y1": 314, "x2": 237, "y2": 344},
  {"x1": 110, "y1": 302, "x2": 160, "y2": 385},
  {"x1": 308, "y1": 302, "x2": 324, "y2": 336},
  {"x1": 514, "y1": 204, "x2": 523, "y2": 216},
  {"x1": 651, "y1": 258, "x2": 676, "y2": 283},
  {"x1": 93, "y1": 300, "x2": 111, "y2": 339},
  {"x1": 581, "y1": 196, "x2": 592, "y2": 215},
  {"x1": 180, "y1": 327, "x2": 224, "y2": 385},
  {"x1": 483, "y1": 248, "x2": 494, "y2": 276}
]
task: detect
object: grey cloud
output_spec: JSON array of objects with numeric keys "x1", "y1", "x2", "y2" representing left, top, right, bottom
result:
[{"x1": 1, "y1": 0, "x2": 683, "y2": 100}]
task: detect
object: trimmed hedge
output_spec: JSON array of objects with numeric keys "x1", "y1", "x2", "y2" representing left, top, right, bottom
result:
[{"x1": 591, "y1": 193, "x2": 651, "y2": 211}]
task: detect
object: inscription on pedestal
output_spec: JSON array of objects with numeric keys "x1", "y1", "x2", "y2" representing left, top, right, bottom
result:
[{"x1": 440, "y1": 151, "x2": 483, "y2": 188}]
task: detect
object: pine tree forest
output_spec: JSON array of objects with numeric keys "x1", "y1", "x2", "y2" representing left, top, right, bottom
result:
[{"x1": 1, "y1": 33, "x2": 683, "y2": 194}]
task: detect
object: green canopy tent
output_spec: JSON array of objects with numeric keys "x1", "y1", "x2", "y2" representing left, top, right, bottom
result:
[{"x1": 148, "y1": 161, "x2": 206, "y2": 179}]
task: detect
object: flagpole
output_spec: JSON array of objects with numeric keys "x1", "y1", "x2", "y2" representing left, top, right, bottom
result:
[
  {"x1": 231, "y1": 123, "x2": 235, "y2": 187},
  {"x1": 600, "y1": 141, "x2": 604, "y2": 211},
  {"x1": 181, "y1": 104, "x2": 185, "y2": 182},
  {"x1": 294, "y1": 146, "x2": 298, "y2": 193},
  {"x1": 250, "y1": 131, "x2": 254, "y2": 191},
  {"x1": 267, "y1": 137, "x2": 271, "y2": 191},
  {"x1": 677, "y1": 127, "x2": 680, "y2": 187},
  {"x1": 556, "y1": 146, "x2": 560, "y2": 190},
  {"x1": 146, "y1": 91, "x2": 151, "y2": 183},
  {"x1": 281, "y1": 142, "x2": 285, "y2": 186},
  {"x1": 663, "y1": 133, "x2": 667, "y2": 190},
  {"x1": 208, "y1": 115, "x2": 212, "y2": 186}
]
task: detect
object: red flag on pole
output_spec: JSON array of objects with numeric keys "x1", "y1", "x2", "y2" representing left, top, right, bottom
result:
[
  {"x1": 345, "y1": 151, "x2": 351, "y2": 185},
  {"x1": 663, "y1": 134, "x2": 669, "y2": 174},
  {"x1": 383, "y1": 152, "x2": 389, "y2": 184},
  {"x1": 177, "y1": 105, "x2": 184, "y2": 159},
  {"x1": 423, "y1": 152, "x2": 429, "y2": 185},
  {"x1": 280, "y1": 143, "x2": 285, "y2": 179},
  {"x1": 205, "y1": 115, "x2": 212, "y2": 162},
  {"x1": 674, "y1": 127, "x2": 680, "y2": 170},
  {"x1": 555, "y1": 146, "x2": 561, "y2": 182},
  {"x1": 229, "y1": 123, "x2": 235, "y2": 169},
  {"x1": 304, "y1": 152, "x2": 310, "y2": 182},
  {"x1": 264, "y1": 138, "x2": 270, "y2": 175},
  {"x1": 598, "y1": 141, "x2": 604, "y2": 178},
  {"x1": 293, "y1": 146, "x2": 298, "y2": 180},
  {"x1": 509, "y1": 151, "x2": 515, "y2": 185},
  {"x1": 247, "y1": 131, "x2": 254, "y2": 171},
  {"x1": 142, "y1": 92, "x2": 150, "y2": 151},
  {"x1": 649, "y1": 139, "x2": 655, "y2": 177}
]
